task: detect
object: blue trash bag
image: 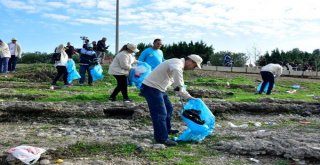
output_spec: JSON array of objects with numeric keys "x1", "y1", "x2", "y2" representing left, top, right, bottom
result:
[
  {"x1": 67, "y1": 59, "x2": 81, "y2": 84},
  {"x1": 90, "y1": 64, "x2": 104, "y2": 81},
  {"x1": 256, "y1": 82, "x2": 275, "y2": 93},
  {"x1": 128, "y1": 62, "x2": 151, "y2": 89},
  {"x1": 175, "y1": 98, "x2": 215, "y2": 142}
]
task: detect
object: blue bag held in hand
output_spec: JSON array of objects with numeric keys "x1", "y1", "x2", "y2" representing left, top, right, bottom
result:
[
  {"x1": 90, "y1": 64, "x2": 104, "y2": 81},
  {"x1": 175, "y1": 99, "x2": 215, "y2": 142},
  {"x1": 67, "y1": 59, "x2": 81, "y2": 84},
  {"x1": 128, "y1": 62, "x2": 151, "y2": 89}
]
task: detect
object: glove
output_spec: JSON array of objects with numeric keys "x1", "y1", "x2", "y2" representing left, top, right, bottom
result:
[{"x1": 188, "y1": 97, "x2": 196, "y2": 101}]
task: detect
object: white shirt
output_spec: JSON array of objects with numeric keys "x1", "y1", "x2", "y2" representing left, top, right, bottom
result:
[
  {"x1": 261, "y1": 63, "x2": 283, "y2": 78},
  {"x1": 9, "y1": 43, "x2": 16, "y2": 55},
  {"x1": 143, "y1": 58, "x2": 192, "y2": 99}
]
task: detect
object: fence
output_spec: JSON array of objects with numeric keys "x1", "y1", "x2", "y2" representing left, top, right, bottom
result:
[{"x1": 202, "y1": 66, "x2": 320, "y2": 77}]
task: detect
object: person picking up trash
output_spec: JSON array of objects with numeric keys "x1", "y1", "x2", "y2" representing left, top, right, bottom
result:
[
  {"x1": 140, "y1": 54, "x2": 203, "y2": 146},
  {"x1": 256, "y1": 63, "x2": 283, "y2": 95}
]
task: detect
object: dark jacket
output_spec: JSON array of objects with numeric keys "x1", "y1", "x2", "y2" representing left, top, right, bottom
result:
[
  {"x1": 79, "y1": 48, "x2": 97, "y2": 65},
  {"x1": 97, "y1": 40, "x2": 106, "y2": 52},
  {"x1": 65, "y1": 45, "x2": 75, "y2": 58}
]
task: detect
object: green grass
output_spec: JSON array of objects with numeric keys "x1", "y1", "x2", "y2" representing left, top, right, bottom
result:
[
  {"x1": 64, "y1": 141, "x2": 136, "y2": 157},
  {"x1": 2, "y1": 64, "x2": 320, "y2": 103}
]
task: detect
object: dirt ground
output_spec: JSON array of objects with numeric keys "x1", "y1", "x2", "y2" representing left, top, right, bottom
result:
[{"x1": 0, "y1": 70, "x2": 320, "y2": 165}]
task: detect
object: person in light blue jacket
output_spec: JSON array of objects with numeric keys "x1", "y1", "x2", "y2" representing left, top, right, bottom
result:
[{"x1": 138, "y1": 38, "x2": 164, "y2": 70}]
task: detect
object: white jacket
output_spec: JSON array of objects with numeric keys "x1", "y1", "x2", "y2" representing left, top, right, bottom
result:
[
  {"x1": 142, "y1": 58, "x2": 192, "y2": 99},
  {"x1": 0, "y1": 42, "x2": 11, "y2": 58},
  {"x1": 54, "y1": 51, "x2": 69, "y2": 67},
  {"x1": 108, "y1": 50, "x2": 137, "y2": 76},
  {"x1": 8, "y1": 42, "x2": 22, "y2": 58},
  {"x1": 261, "y1": 63, "x2": 283, "y2": 78}
]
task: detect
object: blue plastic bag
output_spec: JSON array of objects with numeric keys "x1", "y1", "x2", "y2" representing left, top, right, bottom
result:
[
  {"x1": 67, "y1": 59, "x2": 81, "y2": 84},
  {"x1": 128, "y1": 62, "x2": 151, "y2": 89},
  {"x1": 90, "y1": 64, "x2": 104, "y2": 81},
  {"x1": 256, "y1": 82, "x2": 275, "y2": 93},
  {"x1": 175, "y1": 99, "x2": 215, "y2": 142}
]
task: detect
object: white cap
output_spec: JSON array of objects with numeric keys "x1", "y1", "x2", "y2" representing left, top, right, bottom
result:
[
  {"x1": 127, "y1": 43, "x2": 139, "y2": 52},
  {"x1": 188, "y1": 54, "x2": 203, "y2": 69}
]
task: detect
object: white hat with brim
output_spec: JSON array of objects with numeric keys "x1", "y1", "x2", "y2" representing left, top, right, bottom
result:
[
  {"x1": 188, "y1": 54, "x2": 203, "y2": 69},
  {"x1": 127, "y1": 43, "x2": 139, "y2": 52}
]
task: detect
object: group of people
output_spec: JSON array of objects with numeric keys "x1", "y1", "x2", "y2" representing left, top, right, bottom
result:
[
  {"x1": 1, "y1": 36, "x2": 283, "y2": 147},
  {"x1": 107, "y1": 38, "x2": 203, "y2": 146},
  {"x1": 82, "y1": 37, "x2": 108, "y2": 64},
  {"x1": 51, "y1": 37, "x2": 108, "y2": 87},
  {"x1": 0, "y1": 38, "x2": 22, "y2": 74}
]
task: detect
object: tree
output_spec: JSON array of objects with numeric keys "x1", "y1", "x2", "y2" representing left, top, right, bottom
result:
[
  {"x1": 136, "y1": 40, "x2": 214, "y2": 64},
  {"x1": 210, "y1": 51, "x2": 248, "y2": 67}
]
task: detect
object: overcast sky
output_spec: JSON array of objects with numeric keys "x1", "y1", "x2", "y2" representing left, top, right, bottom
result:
[{"x1": 1, "y1": 0, "x2": 319, "y2": 62}]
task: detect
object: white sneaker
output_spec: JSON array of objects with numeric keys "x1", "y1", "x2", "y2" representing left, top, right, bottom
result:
[{"x1": 50, "y1": 86, "x2": 55, "y2": 90}]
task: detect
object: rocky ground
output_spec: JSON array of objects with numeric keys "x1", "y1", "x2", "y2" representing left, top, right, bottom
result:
[
  {"x1": 0, "y1": 100, "x2": 319, "y2": 165},
  {"x1": 0, "y1": 70, "x2": 320, "y2": 165}
]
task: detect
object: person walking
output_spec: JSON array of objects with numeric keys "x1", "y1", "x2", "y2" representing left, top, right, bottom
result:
[
  {"x1": 108, "y1": 43, "x2": 139, "y2": 102},
  {"x1": 0, "y1": 39, "x2": 11, "y2": 75},
  {"x1": 92, "y1": 41, "x2": 97, "y2": 51},
  {"x1": 65, "y1": 42, "x2": 75, "y2": 59},
  {"x1": 140, "y1": 54, "x2": 203, "y2": 146},
  {"x1": 79, "y1": 44, "x2": 97, "y2": 86},
  {"x1": 96, "y1": 37, "x2": 108, "y2": 64},
  {"x1": 138, "y1": 38, "x2": 164, "y2": 70},
  {"x1": 257, "y1": 63, "x2": 283, "y2": 95},
  {"x1": 51, "y1": 44, "x2": 70, "y2": 88},
  {"x1": 7, "y1": 38, "x2": 22, "y2": 73}
]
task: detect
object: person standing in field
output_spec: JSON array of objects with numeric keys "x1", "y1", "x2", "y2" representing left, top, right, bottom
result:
[
  {"x1": 140, "y1": 54, "x2": 203, "y2": 146},
  {"x1": 96, "y1": 37, "x2": 108, "y2": 64},
  {"x1": 65, "y1": 42, "x2": 75, "y2": 59},
  {"x1": 51, "y1": 44, "x2": 70, "y2": 88},
  {"x1": 79, "y1": 44, "x2": 97, "y2": 86},
  {"x1": 257, "y1": 63, "x2": 283, "y2": 95},
  {"x1": 108, "y1": 43, "x2": 139, "y2": 102},
  {"x1": 8, "y1": 38, "x2": 22, "y2": 73},
  {"x1": 138, "y1": 38, "x2": 164, "y2": 70},
  {"x1": 0, "y1": 39, "x2": 11, "y2": 75}
]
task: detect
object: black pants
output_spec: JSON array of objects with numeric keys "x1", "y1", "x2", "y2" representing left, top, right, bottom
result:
[
  {"x1": 52, "y1": 66, "x2": 68, "y2": 85},
  {"x1": 8, "y1": 55, "x2": 17, "y2": 71},
  {"x1": 110, "y1": 75, "x2": 129, "y2": 100},
  {"x1": 259, "y1": 71, "x2": 274, "y2": 94}
]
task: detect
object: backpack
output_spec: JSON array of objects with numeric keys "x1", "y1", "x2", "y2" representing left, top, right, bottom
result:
[{"x1": 51, "y1": 53, "x2": 61, "y2": 63}]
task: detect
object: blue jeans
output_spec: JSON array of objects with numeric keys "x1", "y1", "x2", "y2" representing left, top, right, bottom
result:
[
  {"x1": 8, "y1": 55, "x2": 17, "y2": 72},
  {"x1": 0, "y1": 57, "x2": 9, "y2": 73},
  {"x1": 79, "y1": 65, "x2": 93, "y2": 84},
  {"x1": 140, "y1": 84, "x2": 174, "y2": 143}
]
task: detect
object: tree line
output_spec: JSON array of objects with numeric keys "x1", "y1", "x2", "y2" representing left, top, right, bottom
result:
[{"x1": 19, "y1": 41, "x2": 320, "y2": 71}]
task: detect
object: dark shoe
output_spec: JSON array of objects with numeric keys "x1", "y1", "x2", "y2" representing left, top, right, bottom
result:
[
  {"x1": 88, "y1": 83, "x2": 93, "y2": 86},
  {"x1": 168, "y1": 129, "x2": 179, "y2": 135},
  {"x1": 108, "y1": 97, "x2": 116, "y2": 102},
  {"x1": 160, "y1": 139, "x2": 178, "y2": 146}
]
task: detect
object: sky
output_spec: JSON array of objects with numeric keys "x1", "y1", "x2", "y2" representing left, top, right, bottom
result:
[{"x1": 1, "y1": 0, "x2": 320, "y2": 63}]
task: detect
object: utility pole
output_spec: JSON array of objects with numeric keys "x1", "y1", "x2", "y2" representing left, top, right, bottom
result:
[{"x1": 115, "y1": 0, "x2": 119, "y2": 54}]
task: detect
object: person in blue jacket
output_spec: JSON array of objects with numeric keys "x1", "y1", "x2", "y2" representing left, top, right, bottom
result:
[
  {"x1": 79, "y1": 44, "x2": 97, "y2": 86},
  {"x1": 138, "y1": 38, "x2": 164, "y2": 70}
]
